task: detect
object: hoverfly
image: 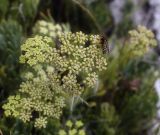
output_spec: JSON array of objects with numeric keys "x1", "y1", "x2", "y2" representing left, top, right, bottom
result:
[
  {"x1": 99, "y1": 35, "x2": 110, "y2": 54},
  {"x1": 84, "y1": 34, "x2": 110, "y2": 54}
]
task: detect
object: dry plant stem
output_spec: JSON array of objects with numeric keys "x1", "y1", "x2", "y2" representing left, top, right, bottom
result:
[
  {"x1": 70, "y1": 96, "x2": 75, "y2": 113},
  {"x1": 40, "y1": 10, "x2": 54, "y2": 22},
  {"x1": 0, "y1": 129, "x2": 3, "y2": 135},
  {"x1": 72, "y1": 0, "x2": 102, "y2": 33}
]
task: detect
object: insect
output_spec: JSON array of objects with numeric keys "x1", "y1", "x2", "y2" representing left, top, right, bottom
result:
[{"x1": 99, "y1": 35, "x2": 110, "y2": 54}]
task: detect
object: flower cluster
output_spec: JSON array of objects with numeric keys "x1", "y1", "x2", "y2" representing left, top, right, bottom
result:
[
  {"x1": 19, "y1": 36, "x2": 53, "y2": 66},
  {"x1": 58, "y1": 120, "x2": 86, "y2": 135},
  {"x1": 20, "y1": 32, "x2": 107, "y2": 96},
  {"x1": 57, "y1": 32, "x2": 107, "y2": 95},
  {"x1": 128, "y1": 25, "x2": 157, "y2": 56},
  {"x1": 3, "y1": 31, "x2": 107, "y2": 128},
  {"x1": 3, "y1": 65, "x2": 65, "y2": 128},
  {"x1": 33, "y1": 20, "x2": 70, "y2": 39}
]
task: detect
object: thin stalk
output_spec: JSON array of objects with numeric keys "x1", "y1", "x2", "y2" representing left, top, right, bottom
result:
[{"x1": 72, "y1": 0, "x2": 102, "y2": 33}]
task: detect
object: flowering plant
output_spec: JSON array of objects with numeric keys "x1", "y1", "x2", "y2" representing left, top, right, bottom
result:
[{"x1": 3, "y1": 32, "x2": 107, "y2": 128}]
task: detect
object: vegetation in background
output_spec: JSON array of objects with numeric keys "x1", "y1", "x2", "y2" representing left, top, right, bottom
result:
[{"x1": 0, "y1": 0, "x2": 159, "y2": 135}]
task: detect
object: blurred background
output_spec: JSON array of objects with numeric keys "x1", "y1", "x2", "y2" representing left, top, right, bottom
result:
[{"x1": 0, "y1": 0, "x2": 160, "y2": 135}]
